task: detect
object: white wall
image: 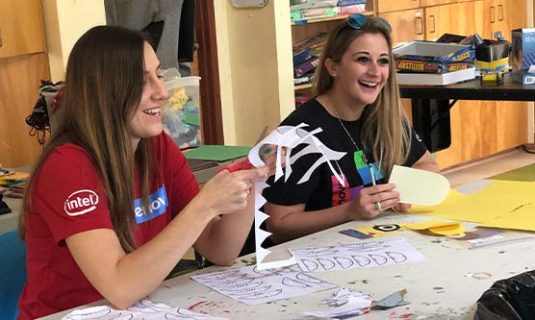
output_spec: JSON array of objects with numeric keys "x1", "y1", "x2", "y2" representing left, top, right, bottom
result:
[
  {"x1": 42, "y1": 0, "x2": 106, "y2": 82},
  {"x1": 214, "y1": 1, "x2": 294, "y2": 146}
]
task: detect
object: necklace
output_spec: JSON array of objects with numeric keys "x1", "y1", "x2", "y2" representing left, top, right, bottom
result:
[
  {"x1": 330, "y1": 105, "x2": 368, "y2": 164},
  {"x1": 328, "y1": 103, "x2": 383, "y2": 189}
]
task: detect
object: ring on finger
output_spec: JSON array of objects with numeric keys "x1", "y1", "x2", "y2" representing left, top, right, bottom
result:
[{"x1": 375, "y1": 201, "x2": 382, "y2": 212}]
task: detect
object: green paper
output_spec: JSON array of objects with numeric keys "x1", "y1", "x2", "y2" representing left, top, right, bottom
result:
[
  {"x1": 185, "y1": 145, "x2": 250, "y2": 162},
  {"x1": 490, "y1": 164, "x2": 535, "y2": 182},
  {"x1": 182, "y1": 111, "x2": 200, "y2": 127}
]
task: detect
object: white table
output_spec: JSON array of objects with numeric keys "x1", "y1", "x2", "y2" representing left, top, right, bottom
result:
[{"x1": 42, "y1": 212, "x2": 535, "y2": 320}]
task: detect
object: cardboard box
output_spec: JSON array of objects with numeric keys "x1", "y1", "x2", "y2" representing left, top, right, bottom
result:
[
  {"x1": 393, "y1": 41, "x2": 474, "y2": 64},
  {"x1": 393, "y1": 41, "x2": 474, "y2": 74},
  {"x1": 511, "y1": 28, "x2": 535, "y2": 84}
]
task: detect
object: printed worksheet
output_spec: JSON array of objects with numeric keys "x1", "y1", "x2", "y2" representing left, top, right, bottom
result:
[
  {"x1": 191, "y1": 264, "x2": 336, "y2": 305},
  {"x1": 289, "y1": 238, "x2": 426, "y2": 272},
  {"x1": 61, "y1": 299, "x2": 227, "y2": 319}
]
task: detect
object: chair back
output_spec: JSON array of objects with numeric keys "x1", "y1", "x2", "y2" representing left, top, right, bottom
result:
[{"x1": 0, "y1": 230, "x2": 27, "y2": 320}]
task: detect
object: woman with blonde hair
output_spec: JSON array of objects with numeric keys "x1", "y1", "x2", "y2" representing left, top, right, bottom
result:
[
  {"x1": 264, "y1": 14, "x2": 439, "y2": 244},
  {"x1": 18, "y1": 25, "x2": 270, "y2": 319}
]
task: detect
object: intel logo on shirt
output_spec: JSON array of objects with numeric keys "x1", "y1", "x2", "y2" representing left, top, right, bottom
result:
[
  {"x1": 64, "y1": 189, "x2": 99, "y2": 216},
  {"x1": 133, "y1": 185, "x2": 169, "y2": 224}
]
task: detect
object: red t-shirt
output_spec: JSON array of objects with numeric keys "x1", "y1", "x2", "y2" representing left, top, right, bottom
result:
[{"x1": 18, "y1": 133, "x2": 199, "y2": 319}]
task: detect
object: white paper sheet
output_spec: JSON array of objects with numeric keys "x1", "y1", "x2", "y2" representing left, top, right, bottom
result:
[
  {"x1": 388, "y1": 165, "x2": 450, "y2": 205},
  {"x1": 289, "y1": 238, "x2": 426, "y2": 272},
  {"x1": 191, "y1": 264, "x2": 336, "y2": 305},
  {"x1": 248, "y1": 123, "x2": 346, "y2": 270},
  {"x1": 61, "y1": 299, "x2": 227, "y2": 320}
]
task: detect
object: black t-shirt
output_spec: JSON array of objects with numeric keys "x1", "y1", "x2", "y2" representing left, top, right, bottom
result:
[{"x1": 263, "y1": 98, "x2": 427, "y2": 211}]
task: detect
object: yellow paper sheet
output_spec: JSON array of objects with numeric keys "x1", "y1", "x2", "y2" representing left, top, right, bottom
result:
[
  {"x1": 410, "y1": 180, "x2": 535, "y2": 223},
  {"x1": 479, "y1": 204, "x2": 535, "y2": 232}
]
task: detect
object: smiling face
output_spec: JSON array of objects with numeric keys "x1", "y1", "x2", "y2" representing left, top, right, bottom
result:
[
  {"x1": 327, "y1": 33, "x2": 390, "y2": 109},
  {"x1": 129, "y1": 42, "x2": 168, "y2": 148}
]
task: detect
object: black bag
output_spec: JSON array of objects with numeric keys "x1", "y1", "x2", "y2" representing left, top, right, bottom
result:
[
  {"x1": 474, "y1": 270, "x2": 535, "y2": 320},
  {"x1": 25, "y1": 80, "x2": 64, "y2": 145}
]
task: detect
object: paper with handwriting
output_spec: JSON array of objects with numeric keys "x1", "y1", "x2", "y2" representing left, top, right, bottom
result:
[
  {"x1": 61, "y1": 299, "x2": 227, "y2": 320},
  {"x1": 191, "y1": 264, "x2": 336, "y2": 305},
  {"x1": 289, "y1": 238, "x2": 426, "y2": 272}
]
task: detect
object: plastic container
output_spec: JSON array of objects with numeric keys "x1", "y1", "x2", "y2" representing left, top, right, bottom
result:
[{"x1": 161, "y1": 68, "x2": 201, "y2": 149}]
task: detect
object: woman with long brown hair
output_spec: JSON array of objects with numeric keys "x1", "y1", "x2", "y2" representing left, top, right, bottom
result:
[
  {"x1": 18, "y1": 25, "x2": 269, "y2": 319},
  {"x1": 264, "y1": 14, "x2": 440, "y2": 244}
]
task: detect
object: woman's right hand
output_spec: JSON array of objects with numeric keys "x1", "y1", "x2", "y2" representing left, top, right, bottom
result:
[
  {"x1": 199, "y1": 167, "x2": 269, "y2": 217},
  {"x1": 347, "y1": 183, "x2": 400, "y2": 220}
]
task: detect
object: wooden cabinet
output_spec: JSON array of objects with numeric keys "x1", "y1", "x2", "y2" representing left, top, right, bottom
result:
[
  {"x1": 0, "y1": 0, "x2": 46, "y2": 59},
  {"x1": 424, "y1": 1, "x2": 483, "y2": 41},
  {"x1": 482, "y1": 0, "x2": 510, "y2": 40},
  {"x1": 0, "y1": 0, "x2": 49, "y2": 167},
  {"x1": 377, "y1": 0, "x2": 419, "y2": 13},
  {"x1": 420, "y1": 0, "x2": 457, "y2": 7},
  {"x1": 505, "y1": 0, "x2": 527, "y2": 32},
  {"x1": 379, "y1": 9, "x2": 425, "y2": 45}
]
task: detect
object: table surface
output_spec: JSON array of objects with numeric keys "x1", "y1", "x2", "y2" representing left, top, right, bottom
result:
[
  {"x1": 43, "y1": 212, "x2": 535, "y2": 320},
  {"x1": 399, "y1": 73, "x2": 535, "y2": 101}
]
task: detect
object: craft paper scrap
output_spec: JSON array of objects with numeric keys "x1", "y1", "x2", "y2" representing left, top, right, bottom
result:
[
  {"x1": 388, "y1": 165, "x2": 449, "y2": 205},
  {"x1": 61, "y1": 299, "x2": 227, "y2": 320},
  {"x1": 289, "y1": 238, "x2": 426, "y2": 272},
  {"x1": 354, "y1": 220, "x2": 464, "y2": 238},
  {"x1": 371, "y1": 289, "x2": 410, "y2": 310},
  {"x1": 191, "y1": 264, "x2": 336, "y2": 305},
  {"x1": 248, "y1": 123, "x2": 346, "y2": 270},
  {"x1": 355, "y1": 223, "x2": 404, "y2": 238},
  {"x1": 411, "y1": 180, "x2": 535, "y2": 225},
  {"x1": 403, "y1": 220, "x2": 465, "y2": 236},
  {"x1": 303, "y1": 288, "x2": 372, "y2": 318},
  {"x1": 322, "y1": 287, "x2": 372, "y2": 307}
]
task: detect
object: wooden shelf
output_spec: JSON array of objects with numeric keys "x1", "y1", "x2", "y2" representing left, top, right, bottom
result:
[
  {"x1": 291, "y1": 11, "x2": 374, "y2": 26},
  {"x1": 295, "y1": 83, "x2": 312, "y2": 90}
]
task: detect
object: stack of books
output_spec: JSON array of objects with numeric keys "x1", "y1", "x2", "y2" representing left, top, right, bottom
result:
[
  {"x1": 393, "y1": 41, "x2": 476, "y2": 86},
  {"x1": 293, "y1": 32, "x2": 328, "y2": 86},
  {"x1": 290, "y1": 0, "x2": 368, "y2": 24}
]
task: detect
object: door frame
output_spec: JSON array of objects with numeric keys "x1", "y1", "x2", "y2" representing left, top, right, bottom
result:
[{"x1": 195, "y1": 0, "x2": 224, "y2": 144}]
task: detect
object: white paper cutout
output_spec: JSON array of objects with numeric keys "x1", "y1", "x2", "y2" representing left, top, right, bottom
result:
[
  {"x1": 388, "y1": 165, "x2": 450, "y2": 205},
  {"x1": 248, "y1": 123, "x2": 346, "y2": 270},
  {"x1": 191, "y1": 264, "x2": 336, "y2": 305},
  {"x1": 61, "y1": 299, "x2": 228, "y2": 320},
  {"x1": 289, "y1": 238, "x2": 426, "y2": 272},
  {"x1": 302, "y1": 288, "x2": 372, "y2": 318}
]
